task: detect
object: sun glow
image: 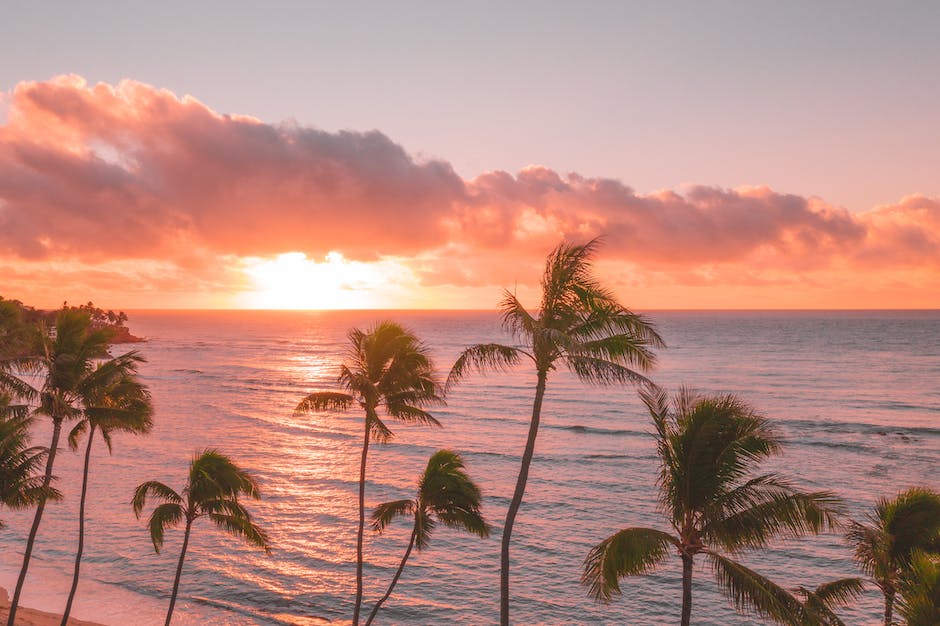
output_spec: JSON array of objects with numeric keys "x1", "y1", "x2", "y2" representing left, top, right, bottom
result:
[{"x1": 239, "y1": 252, "x2": 399, "y2": 309}]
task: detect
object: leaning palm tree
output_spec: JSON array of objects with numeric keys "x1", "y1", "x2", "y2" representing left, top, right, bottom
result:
[
  {"x1": 295, "y1": 321, "x2": 443, "y2": 626},
  {"x1": 365, "y1": 449, "x2": 490, "y2": 625},
  {"x1": 6, "y1": 308, "x2": 117, "y2": 626},
  {"x1": 61, "y1": 362, "x2": 154, "y2": 625},
  {"x1": 846, "y1": 487, "x2": 940, "y2": 625},
  {"x1": 0, "y1": 395, "x2": 59, "y2": 526},
  {"x1": 895, "y1": 550, "x2": 940, "y2": 626},
  {"x1": 793, "y1": 578, "x2": 865, "y2": 625},
  {"x1": 583, "y1": 387, "x2": 841, "y2": 626},
  {"x1": 132, "y1": 449, "x2": 271, "y2": 626},
  {"x1": 446, "y1": 238, "x2": 663, "y2": 625}
]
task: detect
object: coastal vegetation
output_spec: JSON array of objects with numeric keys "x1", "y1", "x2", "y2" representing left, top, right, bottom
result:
[
  {"x1": 0, "y1": 394, "x2": 58, "y2": 527},
  {"x1": 446, "y1": 238, "x2": 664, "y2": 625},
  {"x1": 582, "y1": 387, "x2": 842, "y2": 624},
  {"x1": 2, "y1": 308, "x2": 130, "y2": 626},
  {"x1": 294, "y1": 321, "x2": 444, "y2": 626},
  {"x1": 132, "y1": 449, "x2": 271, "y2": 626},
  {"x1": 61, "y1": 357, "x2": 155, "y2": 625},
  {"x1": 847, "y1": 487, "x2": 940, "y2": 625},
  {"x1": 366, "y1": 449, "x2": 490, "y2": 625},
  {"x1": 0, "y1": 240, "x2": 938, "y2": 625}
]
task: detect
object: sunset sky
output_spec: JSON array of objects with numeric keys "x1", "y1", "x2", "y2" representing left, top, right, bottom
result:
[{"x1": 2, "y1": 2, "x2": 939, "y2": 310}]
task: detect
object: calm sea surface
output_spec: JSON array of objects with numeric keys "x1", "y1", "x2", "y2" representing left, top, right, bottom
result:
[{"x1": 1, "y1": 310, "x2": 938, "y2": 625}]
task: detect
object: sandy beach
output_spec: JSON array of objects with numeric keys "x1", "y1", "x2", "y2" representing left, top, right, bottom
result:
[{"x1": 0, "y1": 588, "x2": 106, "y2": 626}]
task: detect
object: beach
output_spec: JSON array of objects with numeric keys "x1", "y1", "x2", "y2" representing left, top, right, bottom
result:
[{"x1": 0, "y1": 588, "x2": 105, "y2": 626}]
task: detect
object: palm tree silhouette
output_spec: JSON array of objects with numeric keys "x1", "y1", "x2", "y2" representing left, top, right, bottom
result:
[
  {"x1": 295, "y1": 321, "x2": 443, "y2": 625},
  {"x1": 5, "y1": 308, "x2": 119, "y2": 626},
  {"x1": 793, "y1": 578, "x2": 865, "y2": 625},
  {"x1": 365, "y1": 449, "x2": 490, "y2": 625},
  {"x1": 0, "y1": 395, "x2": 60, "y2": 526},
  {"x1": 446, "y1": 238, "x2": 663, "y2": 624},
  {"x1": 132, "y1": 449, "x2": 271, "y2": 626},
  {"x1": 847, "y1": 487, "x2": 940, "y2": 625},
  {"x1": 583, "y1": 387, "x2": 841, "y2": 626},
  {"x1": 61, "y1": 359, "x2": 154, "y2": 625},
  {"x1": 895, "y1": 550, "x2": 940, "y2": 626}
]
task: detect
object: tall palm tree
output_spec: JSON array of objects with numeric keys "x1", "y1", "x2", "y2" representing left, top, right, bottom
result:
[
  {"x1": 895, "y1": 550, "x2": 940, "y2": 626},
  {"x1": 61, "y1": 361, "x2": 154, "y2": 625},
  {"x1": 365, "y1": 449, "x2": 490, "y2": 625},
  {"x1": 132, "y1": 449, "x2": 271, "y2": 626},
  {"x1": 6, "y1": 308, "x2": 116, "y2": 626},
  {"x1": 793, "y1": 578, "x2": 865, "y2": 625},
  {"x1": 846, "y1": 487, "x2": 940, "y2": 625},
  {"x1": 295, "y1": 321, "x2": 443, "y2": 626},
  {"x1": 446, "y1": 238, "x2": 663, "y2": 625},
  {"x1": 0, "y1": 395, "x2": 60, "y2": 526},
  {"x1": 583, "y1": 387, "x2": 841, "y2": 626}
]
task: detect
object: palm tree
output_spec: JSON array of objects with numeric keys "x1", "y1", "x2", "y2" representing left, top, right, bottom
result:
[
  {"x1": 0, "y1": 395, "x2": 60, "y2": 526},
  {"x1": 895, "y1": 550, "x2": 940, "y2": 626},
  {"x1": 61, "y1": 360, "x2": 154, "y2": 625},
  {"x1": 295, "y1": 321, "x2": 443, "y2": 626},
  {"x1": 583, "y1": 387, "x2": 841, "y2": 626},
  {"x1": 5, "y1": 308, "x2": 117, "y2": 626},
  {"x1": 846, "y1": 487, "x2": 940, "y2": 625},
  {"x1": 446, "y1": 238, "x2": 663, "y2": 625},
  {"x1": 365, "y1": 449, "x2": 490, "y2": 625},
  {"x1": 793, "y1": 578, "x2": 865, "y2": 625},
  {"x1": 132, "y1": 449, "x2": 271, "y2": 626}
]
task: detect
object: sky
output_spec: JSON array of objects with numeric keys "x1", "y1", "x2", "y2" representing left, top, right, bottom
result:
[{"x1": 1, "y1": 1, "x2": 939, "y2": 310}]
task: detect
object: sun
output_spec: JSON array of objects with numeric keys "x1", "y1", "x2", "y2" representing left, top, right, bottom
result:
[{"x1": 238, "y1": 251, "x2": 394, "y2": 309}]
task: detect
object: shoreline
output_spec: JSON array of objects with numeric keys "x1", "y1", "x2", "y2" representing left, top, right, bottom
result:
[{"x1": 0, "y1": 587, "x2": 107, "y2": 626}]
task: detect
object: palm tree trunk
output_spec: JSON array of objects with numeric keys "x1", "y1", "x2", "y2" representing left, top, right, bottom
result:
[
  {"x1": 353, "y1": 416, "x2": 372, "y2": 626},
  {"x1": 500, "y1": 370, "x2": 548, "y2": 626},
  {"x1": 680, "y1": 553, "x2": 694, "y2": 626},
  {"x1": 883, "y1": 588, "x2": 894, "y2": 626},
  {"x1": 165, "y1": 518, "x2": 193, "y2": 626},
  {"x1": 364, "y1": 522, "x2": 417, "y2": 626},
  {"x1": 8, "y1": 416, "x2": 64, "y2": 626},
  {"x1": 61, "y1": 424, "x2": 96, "y2": 626}
]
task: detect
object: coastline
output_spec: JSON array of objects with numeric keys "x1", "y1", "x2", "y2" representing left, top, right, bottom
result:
[{"x1": 0, "y1": 587, "x2": 106, "y2": 626}]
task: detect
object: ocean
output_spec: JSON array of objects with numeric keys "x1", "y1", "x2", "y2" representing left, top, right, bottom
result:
[{"x1": 1, "y1": 310, "x2": 938, "y2": 625}]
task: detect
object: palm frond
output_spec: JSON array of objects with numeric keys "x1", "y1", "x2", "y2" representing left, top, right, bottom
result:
[
  {"x1": 704, "y1": 487, "x2": 842, "y2": 551},
  {"x1": 384, "y1": 403, "x2": 442, "y2": 428},
  {"x1": 563, "y1": 354, "x2": 655, "y2": 386},
  {"x1": 208, "y1": 512, "x2": 272, "y2": 554},
  {"x1": 368, "y1": 414, "x2": 394, "y2": 443},
  {"x1": 371, "y1": 499, "x2": 415, "y2": 532},
  {"x1": 132, "y1": 480, "x2": 183, "y2": 517},
  {"x1": 895, "y1": 550, "x2": 940, "y2": 626},
  {"x1": 147, "y1": 502, "x2": 184, "y2": 552},
  {"x1": 707, "y1": 551, "x2": 807, "y2": 624},
  {"x1": 294, "y1": 391, "x2": 355, "y2": 416},
  {"x1": 582, "y1": 527, "x2": 677, "y2": 603},
  {"x1": 499, "y1": 289, "x2": 537, "y2": 341},
  {"x1": 445, "y1": 343, "x2": 523, "y2": 392}
]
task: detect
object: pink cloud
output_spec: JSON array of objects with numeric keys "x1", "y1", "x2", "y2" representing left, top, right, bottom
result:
[{"x1": 1, "y1": 76, "x2": 938, "y2": 306}]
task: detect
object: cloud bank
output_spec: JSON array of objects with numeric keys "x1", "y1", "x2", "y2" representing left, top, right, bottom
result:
[{"x1": 1, "y1": 76, "x2": 938, "y2": 308}]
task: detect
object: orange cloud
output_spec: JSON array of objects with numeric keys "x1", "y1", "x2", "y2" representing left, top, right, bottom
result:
[{"x1": 1, "y1": 76, "x2": 938, "y2": 309}]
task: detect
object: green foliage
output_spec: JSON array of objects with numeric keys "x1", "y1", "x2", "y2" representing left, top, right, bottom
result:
[
  {"x1": 584, "y1": 388, "x2": 841, "y2": 624},
  {"x1": 132, "y1": 450, "x2": 270, "y2": 554},
  {"x1": 847, "y1": 487, "x2": 940, "y2": 623},
  {"x1": 0, "y1": 396, "x2": 60, "y2": 524},
  {"x1": 794, "y1": 578, "x2": 865, "y2": 625},
  {"x1": 295, "y1": 321, "x2": 443, "y2": 442},
  {"x1": 896, "y1": 551, "x2": 940, "y2": 626},
  {"x1": 448, "y1": 238, "x2": 664, "y2": 386}
]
